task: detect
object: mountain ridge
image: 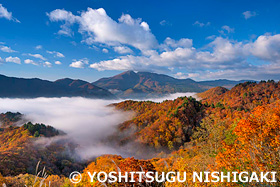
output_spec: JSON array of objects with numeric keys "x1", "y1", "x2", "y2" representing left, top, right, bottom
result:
[
  {"x1": 93, "y1": 71, "x2": 252, "y2": 98},
  {"x1": 0, "y1": 74, "x2": 115, "y2": 99},
  {"x1": 0, "y1": 72, "x2": 254, "y2": 99}
]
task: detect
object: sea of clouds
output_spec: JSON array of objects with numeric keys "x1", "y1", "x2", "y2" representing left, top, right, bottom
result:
[{"x1": 0, "y1": 92, "x2": 196, "y2": 159}]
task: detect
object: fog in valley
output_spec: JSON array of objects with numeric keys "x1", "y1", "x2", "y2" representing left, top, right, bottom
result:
[{"x1": 0, "y1": 92, "x2": 196, "y2": 160}]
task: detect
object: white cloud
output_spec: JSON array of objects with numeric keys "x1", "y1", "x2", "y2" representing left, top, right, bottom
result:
[
  {"x1": 159, "y1": 20, "x2": 172, "y2": 26},
  {"x1": 242, "y1": 11, "x2": 257, "y2": 20},
  {"x1": 90, "y1": 55, "x2": 141, "y2": 71},
  {"x1": 43, "y1": 61, "x2": 52, "y2": 67},
  {"x1": 246, "y1": 34, "x2": 280, "y2": 63},
  {"x1": 56, "y1": 52, "x2": 64, "y2": 58},
  {"x1": 24, "y1": 59, "x2": 38, "y2": 66},
  {"x1": 0, "y1": 4, "x2": 20, "y2": 22},
  {"x1": 174, "y1": 72, "x2": 189, "y2": 79},
  {"x1": 0, "y1": 4, "x2": 11, "y2": 20},
  {"x1": 205, "y1": 37, "x2": 246, "y2": 64},
  {"x1": 5, "y1": 56, "x2": 21, "y2": 64},
  {"x1": 113, "y1": 46, "x2": 133, "y2": 54},
  {"x1": 70, "y1": 41, "x2": 77, "y2": 46},
  {"x1": 35, "y1": 45, "x2": 43, "y2": 50},
  {"x1": 193, "y1": 21, "x2": 210, "y2": 27},
  {"x1": 193, "y1": 63, "x2": 280, "y2": 80},
  {"x1": 47, "y1": 9, "x2": 77, "y2": 23},
  {"x1": 90, "y1": 36, "x2": 247, "y2": 72},
  {"x1": 47, "y1": 9, "x2": 77, "y2": 36},
  {"x1": 55, "y1": 61, "x2": 62, "y2": 65},
  {"x1": 48, "y1": 8, "x2": 158, "y2": 51},
  {"x1": 27, "y1": 53, "x2": 46, "y2": 60},
  {"x1": 69, "y1": 58, "x2": 88, "y2": 68},
  {"x1": 160, "y1": 37, "x2": 193, "y2": 50},
  {"x1": 220, "y1": 25, "x2": 235, "y2": 34},
  {"x1": 102, "y1": 48, "x2": 109, "y2": 53},
  {"x1": 0, "y1": 57, "x2": 4, "y2": 64},
  {"x1": 0, "y1": 46, "x2": 16, "y2": 53},
  {"x1": 70, "y1": 61, "x2": 84, "y2": 68},
  {"x1": 47, "y1": 50, "x2": 65, "y2": 58},
  {"x1": 206, "y1": 35, "x2": 216, "y2": 40}
]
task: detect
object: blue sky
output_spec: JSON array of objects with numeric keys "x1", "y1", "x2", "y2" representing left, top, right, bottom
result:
[{"x1": 1, "y1": 0, "x2": 280, "y2": 82}]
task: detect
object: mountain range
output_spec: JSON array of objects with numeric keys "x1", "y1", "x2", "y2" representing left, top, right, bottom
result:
[
  {"x1": 0, "y1": 71, "x2": 251, "y2": 99},
  {"x1": 93, "y1": 71, "x2": 251, "y2": 98},
  {"x1": 0, "y1": 74, "x2": 114, "y2": 99}
]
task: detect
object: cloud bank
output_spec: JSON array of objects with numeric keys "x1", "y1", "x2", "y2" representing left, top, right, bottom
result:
[
  {"x1": 47, "y1": 7, "x2": 280, "y2": 80},
  {"x1": 89, "y1": 34, "x2": 280, "y2": 80},
  {"x1": 0, "y1": 94, "x2": 196, "y2": 159},
  {"x1": 0, "y1": 97, "x2": 132, "y2": 159}
]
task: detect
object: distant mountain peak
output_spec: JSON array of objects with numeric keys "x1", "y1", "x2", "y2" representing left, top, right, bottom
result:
[
  {"x1": 93, "y1": 71, "x2": 252, "y2": 98},
  {"x1": 121, "y1": 70, "x2": 137, "y2": 75}
]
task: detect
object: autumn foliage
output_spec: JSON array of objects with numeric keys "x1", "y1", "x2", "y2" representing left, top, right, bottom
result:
[
  {"x1": 113, "y1": 96, "x2": 204, "y2": 150},
  {"x1": 0, "y1": 122, "x2": 84, "y2": 177},
  {"x1": 78, "y1": 155, "x2": 156, "y2": 186},
  {"x1": 216, "y1": 102, "x2": 280, "y2": 181}
]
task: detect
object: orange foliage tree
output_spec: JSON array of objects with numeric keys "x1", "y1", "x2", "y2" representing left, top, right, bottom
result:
[
  {"x1": 216, "y1": 102, "x2": 280, "y2": 183},
  {"x1": 79, "y1": 155, "x2": 156, "y2": 187}
]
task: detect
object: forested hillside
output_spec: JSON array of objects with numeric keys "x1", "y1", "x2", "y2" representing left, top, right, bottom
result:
[
  {"x1": 0, "y1": 119, "x2": 84, "y2": 177},
  {"x1": 197, "y1": 80, "x2": 280, "y2": 110},
  {"x1": 0, "y1": 112, "x2": 23, "y2": 127},
  {"x1": 112, "y1": 96, "x2": 204, "y2": 150}
]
